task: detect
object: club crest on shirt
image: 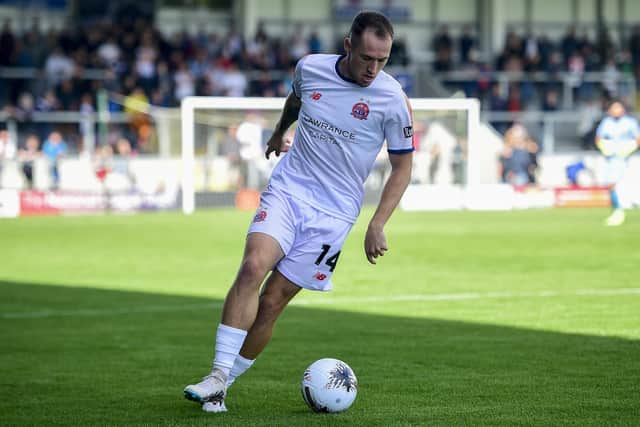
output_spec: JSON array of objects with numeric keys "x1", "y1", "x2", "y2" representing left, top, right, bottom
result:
[
  {"x1": 351, "y1": 101, "x2": 369, "y2": 120},
  {"x1": 253, "y1": 210, "x2": 267, "y2": 223}
]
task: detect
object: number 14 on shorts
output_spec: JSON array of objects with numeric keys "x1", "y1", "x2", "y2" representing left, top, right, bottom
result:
[{"x1": 315, "y1": 244, "x2": 341, "y2": 272}]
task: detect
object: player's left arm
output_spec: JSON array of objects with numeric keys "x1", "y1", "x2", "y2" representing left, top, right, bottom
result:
[{"x1": 364, "y1": 151, "x2": 413, "y2": 264}]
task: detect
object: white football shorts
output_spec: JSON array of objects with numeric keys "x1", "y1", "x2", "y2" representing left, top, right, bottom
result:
[{"x1": 247, "y1": 187, "x2": 353, "y2": 291}]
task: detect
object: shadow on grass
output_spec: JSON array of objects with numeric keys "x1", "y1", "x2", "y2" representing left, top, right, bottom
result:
[{"x1": 1, "y1": 280, "x2": 638, "y2": 427}]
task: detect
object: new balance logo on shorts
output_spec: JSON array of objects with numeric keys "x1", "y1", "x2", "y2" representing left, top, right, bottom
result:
[
  {"x1": 253, "y1": 210, "x2": 267, "y2": 223},
  {"x1": 313, "y1": 272, "x2": 327, "y2": 281}
]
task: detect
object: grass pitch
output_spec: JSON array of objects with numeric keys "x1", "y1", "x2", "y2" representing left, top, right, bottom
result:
[{"x1": 1, "y1": 208, "x2": 639, "y2": 426}]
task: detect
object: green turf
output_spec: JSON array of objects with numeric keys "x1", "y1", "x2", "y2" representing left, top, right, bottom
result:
[{"x1": 1, "y1": 208, "x2": 639, "y2": 426}]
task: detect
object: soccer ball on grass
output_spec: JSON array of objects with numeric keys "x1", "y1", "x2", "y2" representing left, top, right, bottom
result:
[{"x1": 301, "y1": 358, "x2": 358, "y2": 413}]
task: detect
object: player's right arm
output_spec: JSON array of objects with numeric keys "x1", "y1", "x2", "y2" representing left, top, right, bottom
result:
[{"x1": 265, "y1": 91, "x2": 302, "y2": 159}]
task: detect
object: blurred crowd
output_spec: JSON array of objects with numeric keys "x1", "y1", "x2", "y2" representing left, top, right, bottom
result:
[
  {"x1": 435, "y1": 24, "x2": 640, "y2": 112},
  {"x1": 0, "y1": 16, "x2": 343, "y2": 113},
  {"x1": 1, "y1": 16, "x2": 639, "y2": 117}
]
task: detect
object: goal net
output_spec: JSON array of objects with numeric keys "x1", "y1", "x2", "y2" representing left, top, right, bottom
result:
[{"x1": 181, "y1": 97, "x2": 499, "y2": 214}]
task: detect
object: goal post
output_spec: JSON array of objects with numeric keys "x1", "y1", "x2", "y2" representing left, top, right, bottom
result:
[{"x1": 181, "y1": 96, "x2": 482, "y2": 215}]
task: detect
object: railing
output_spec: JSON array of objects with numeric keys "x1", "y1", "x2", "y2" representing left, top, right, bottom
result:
[
  {"x1": 481, "y1": 110, "x2": 622, "y2": 154},
  {"x1": 3, "y1": 65, "x2": 636, "y2": 110}
]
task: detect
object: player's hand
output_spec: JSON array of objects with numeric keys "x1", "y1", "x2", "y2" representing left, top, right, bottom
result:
[
  {"x1": 265, "y1": 132, "x2": 292, "y2": 159},
  {"x1": 596, "y1": 138, "x2": 615, "y2": 157},
  {"x1": 364, "y1": 223, "x2": 388, "y2": 264},
  {"x1": 619, "y1": 139, "x2": 639, "y2": 158}
]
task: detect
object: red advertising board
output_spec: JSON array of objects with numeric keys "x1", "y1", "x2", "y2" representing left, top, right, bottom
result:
[
  {"x1": 554, "y1": 187, "x2": 610, "y2": 208},
  {"x1": 20, "y1": 191, "x2": 106, "y2": 216},
  {"x1": 18, "y1": 190, "x2": 179, "y2": 216}
]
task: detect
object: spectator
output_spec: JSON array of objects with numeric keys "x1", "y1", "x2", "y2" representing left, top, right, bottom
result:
[
  {"x1": 44, "y1": 47, "x2": 75, "y2": 86},
  {"x1": 308, "y1": 30, "x2": 323, "y2": 54},
  {"x1": 388, "y1": 36, "x2": 410, "y2": 66},
  {"x1": 250, "y1": 71, "x2": 276, "y2": 97},
  {"x1": 0, "y1": 19, "x2": 15, "y2": 66},
  {"x1": 602, "y1": 58, "x2": 620, "y2": 98},
  {"x1": 432, "y1": 25, "x2": 453, "y2": 71},
  {"x1": 503, "y1": 30, "x2": 524, "y2": 59},
  {"x1": 57, "y1": 79, "x2": 79, "y2": 110},
  {"x1": 500, "y1": 123, "x2": 537, "y2": 186},
  {"x1": 597, "y1": 29, "x2": 616, "y2": 64},
  {"x1": 459, "y1": 25, "x2": 475, "y2": 64},
  {"x1": 94, "y1": 143, "x2": 114, "y2": 187},
  {"x1": 506, "y1": 84, "x2": 523, "y2": 112},
  {"x1": 18, "y1": 134, "x2": 41, "y2": 189},
  {"x1": 488, "y1": 83, "x2": 508, "y2": 133},
  {"x1": 220, "y1": 61, "x2": 248, "y2": 97},
  {"x1": 174, "y1": 61, "x2": 195, "y2": 101},
  {"x1": 42, "y1": 131, "x2": 67, "y2": 189},
  {"x1": 123, "y1": 87, "x2": 149, "y2": 114},
  {"x1": 561, "y1": 25, "x2": 579, "y2": 63},
  {"x1": 135, "y1": 31, "x2": 158, "y2": 94},
  {"x1": 537, "y1": 33, "x2": 554, "y2": 71},
  {"x1": 289, "y1": 26, "x2": 309, "y2": 62},
  {"x1": 432, "y1": 25, "x2": 453, "y2": 56},
  {"x1": 542, "y1": 89, "x2": 560, "y2": 111},
  {"x1": 155, "y1": 61, "x2": 174, "y2": 95},
  {"x1": 97, "y1": 36, "x2": 121, "y2": 70},
  {"x1": 523, "y1": 32, "x2": 540, "y2": 71}
]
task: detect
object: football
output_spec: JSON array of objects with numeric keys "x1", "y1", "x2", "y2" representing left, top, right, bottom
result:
[{"x1": 301, "y1": 358, "x2": 358, "y2": 413}]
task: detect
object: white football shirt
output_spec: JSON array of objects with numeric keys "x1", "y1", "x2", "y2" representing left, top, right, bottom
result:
[{"x1": 268, "y1": 54, "x2": 414, "y2": 223}]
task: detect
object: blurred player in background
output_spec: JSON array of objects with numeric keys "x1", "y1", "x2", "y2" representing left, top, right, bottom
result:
[
  {"x1": 595, "y1": 100, "x2": 640, "y2": 226},
  {"x1": 184, "y1": 11, "x2": 414, "y2": 413}
]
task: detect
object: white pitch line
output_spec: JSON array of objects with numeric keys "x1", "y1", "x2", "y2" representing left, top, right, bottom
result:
[
  {"x1": 1, "y1": 288, "x2": 639, "y2": 320},
  {"x1": 292, "y1": 288, "x2": 640, "y2": 305}
]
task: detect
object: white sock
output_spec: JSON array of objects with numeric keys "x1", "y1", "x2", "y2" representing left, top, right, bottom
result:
[
  {"x1": 227, "y1": 355, "x2": 255, "y2": 388},
  {"x1": 212, "y1": 324, "x2": 247, "y2": 377}
]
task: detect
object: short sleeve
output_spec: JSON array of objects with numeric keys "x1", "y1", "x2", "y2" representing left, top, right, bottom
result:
[
  {"x1": 384, "y1": 92, "x2": 415, "y2": 154},
  {"x1": 291, "y1": 56, "x2": 309, "y2": 99}
]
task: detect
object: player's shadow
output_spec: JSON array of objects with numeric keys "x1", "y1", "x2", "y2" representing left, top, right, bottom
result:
[{"x1": 1, "y1": 280, "x2": 638, "y2": 426}]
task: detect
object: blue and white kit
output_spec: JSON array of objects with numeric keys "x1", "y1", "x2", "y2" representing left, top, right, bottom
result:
[{"x1": 596, "y1": 115, "x2": 640, "y2": 184}]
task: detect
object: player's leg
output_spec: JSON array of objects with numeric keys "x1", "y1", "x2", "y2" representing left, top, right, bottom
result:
[
  {"x1": 605, "y1": 157, "x2": 626, "y2": 226},
  {"x1": 241, "y1": 268, "x2": 302, "y2": 359},
  {"x1": 221, "y1": 233, "x2": 285, "y2": 330},
  {"x1": 202, "y1": 270, "x2": 301, "y2": 413},
  {"x1": 184, "y1": 232, "x2": 283, "y2": 404},
  {"x1": 185, "y1": 190, "x2": 296, "y2": 405}
]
